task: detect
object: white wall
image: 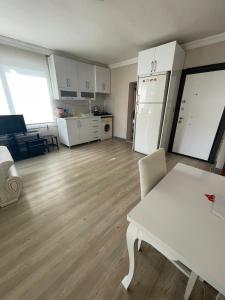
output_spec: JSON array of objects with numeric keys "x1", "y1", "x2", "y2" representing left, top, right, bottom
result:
[{"x1": 105, "y1": 64, "x2": 137, "y2": 138}]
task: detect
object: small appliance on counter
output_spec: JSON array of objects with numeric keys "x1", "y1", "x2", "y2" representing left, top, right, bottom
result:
[
  {"x1": 56, "y1": 107, "x2": 69, "y2": 118},
  {"x1": 92, "y1": 105, "x2": 111, "y2": 116}
]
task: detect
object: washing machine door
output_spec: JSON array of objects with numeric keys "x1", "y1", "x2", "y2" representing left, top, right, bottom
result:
[{"x1": 104, "y1": 123, "x2": 111, "y2": 132}]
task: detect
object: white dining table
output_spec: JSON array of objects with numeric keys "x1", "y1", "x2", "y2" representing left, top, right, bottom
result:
[{"x1": 122, "y1": 163, "x2": 225, "y2": 300}]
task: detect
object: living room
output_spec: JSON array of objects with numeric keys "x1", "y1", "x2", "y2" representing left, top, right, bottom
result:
[{"x1": 0, "y1": 1, "x2": 225, "y2": 300}]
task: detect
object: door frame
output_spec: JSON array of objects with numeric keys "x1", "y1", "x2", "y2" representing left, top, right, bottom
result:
[
  {"x1": 126, "y1": 81, "x2": 137, "y2": 141},
  {"x1": 169, "y1": 62, "x2": 225, "y2": 163}
]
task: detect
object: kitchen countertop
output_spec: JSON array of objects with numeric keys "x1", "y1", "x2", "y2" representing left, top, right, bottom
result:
[
  {"x1": 56, "y1": 114, "x2": 113, "y2": 120},
  {"x1": 56, "y1": 115, "x2": 100, "y2": 120}
]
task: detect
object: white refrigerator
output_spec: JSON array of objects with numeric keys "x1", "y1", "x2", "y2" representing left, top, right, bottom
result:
[{"x1": 134, "y1": 73, "x2": 169, "y2": 155}]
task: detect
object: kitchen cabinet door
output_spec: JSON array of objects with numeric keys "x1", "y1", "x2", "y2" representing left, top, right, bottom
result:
[
  {"x1": 95, "y1": 66, "x2": 110, "y2": 93},
  {"x1": 78, "y1": 119, "x2": 91, "y2": 143},
  {"x1": 67, "y1": 59, "x2": 79, "y2": 90},
  {"x1": 78, "y1": 62, "x2": 95, "y2": 92},
  {"x1": 67, "y1": 119, "x2": 81, "y2": 145},
  {"x1": 138, "y1": 48, "x2": 155, "y2": 76},
  {"x1": 52, "y1": 55, "x2": 67, "y2": 89},
  {"x1": 154, "y1": 42, "x2": 176, "y2": 72},
  {"x1": 50, "y1": 55, "x2": 78, "y2": 91}
]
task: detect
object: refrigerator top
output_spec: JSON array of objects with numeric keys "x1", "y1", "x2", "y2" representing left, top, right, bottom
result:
[{"x1": 138, "y1": 73, "x2": 169, "y2": 104}]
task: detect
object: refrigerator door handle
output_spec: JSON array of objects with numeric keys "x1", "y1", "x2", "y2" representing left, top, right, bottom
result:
[{"x1": 136, "y1": 103, "x2": 139, "y2": 113}]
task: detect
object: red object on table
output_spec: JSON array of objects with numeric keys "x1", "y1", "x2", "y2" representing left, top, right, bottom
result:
[{"x1": 204, "y1": 194, "x2": 215, "y2": 202}]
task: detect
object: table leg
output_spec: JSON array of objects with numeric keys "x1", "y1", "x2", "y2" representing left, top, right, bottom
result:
[
  {"x1": 216, "y1": 293, "x2": 225, "y2": 300},
  {"x1": 121, "y1": 223, "x2": 138, "y2": 290},
  {"x1": 184, "y1": 271, "x2": 198, "y2": 300}
]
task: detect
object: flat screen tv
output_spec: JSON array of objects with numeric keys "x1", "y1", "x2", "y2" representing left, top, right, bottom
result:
[{"x1": 0, "y1": 115, "x2": 27, "y2": 135}]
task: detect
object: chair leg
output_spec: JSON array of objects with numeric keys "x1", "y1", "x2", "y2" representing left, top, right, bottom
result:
[
  {"x1": 184, "y1": 271, "x2": 198, "y2": 300},
  {"x1": 138, "y1": 239, "x2": 142, "y2": 251}
]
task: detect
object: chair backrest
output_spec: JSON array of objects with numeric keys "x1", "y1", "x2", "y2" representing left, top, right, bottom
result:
[{"x1": 138, "y1": 149, "x2": 167, "y2": 199}]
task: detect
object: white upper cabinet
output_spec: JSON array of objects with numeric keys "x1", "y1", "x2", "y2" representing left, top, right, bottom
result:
[
  {"x1": 138, "y1": 41, "x2": 178, "y2": 76},
  {"x1": 48, "y1": 54, "x2": 95, "y2": 100},
  {"x1": 154, "y1": 42, "x2": 176, "y2": 73},
  {"x1": 95, "y1": 66, "x2": 111, "y2": 94},
  {"x1": 138, "y1": 48, "x2": 155, "y2": 76},
  {"x1": 78, "y1": 62, "x2": 95, "y2": 93},
  {"x1": 54, "y1": 55, "x2": 79, "y2": 89}
]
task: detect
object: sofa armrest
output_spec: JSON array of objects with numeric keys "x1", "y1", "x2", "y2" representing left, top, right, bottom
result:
[
  {"x1": 0, "y1": 146, "x2": 14, "y2": 180},
  {"x1": 5, "y1": 165, "x2": 23, "y2": 197}
]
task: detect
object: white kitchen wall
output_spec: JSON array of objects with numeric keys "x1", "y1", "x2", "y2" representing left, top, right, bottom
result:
[
  {"x1": 105, "y1": 64, "x2": 137, "y2": 138},
  {"x1": 52, "y1": 94, "x2": 106, "y2": 115}
]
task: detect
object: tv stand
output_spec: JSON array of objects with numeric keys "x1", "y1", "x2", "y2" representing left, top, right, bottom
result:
[{"x1": 0, "y1": 131, "x2": 47, "y2": 161}]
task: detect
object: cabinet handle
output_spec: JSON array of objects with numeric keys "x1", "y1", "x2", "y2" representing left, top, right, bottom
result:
[
  {"x1": 66, "y1": 78, "x2": 71, "y2": 87},
  {"x1": 154, "y1": 60, "x2": 157, "y2": 72},
  {"x1": 151, "y1": 61, "x2": 154, "y2": 72},
  {"x1": 102, "y1": 83, "x2": 105, "y2": 90}
]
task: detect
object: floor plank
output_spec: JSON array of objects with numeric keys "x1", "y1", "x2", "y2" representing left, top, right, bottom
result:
[{"x1": 0, "y1": 139, "x2": 216, "y2": 300}]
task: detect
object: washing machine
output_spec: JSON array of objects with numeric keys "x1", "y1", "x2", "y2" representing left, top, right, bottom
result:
[{"x1": 101, "y1": 116, "x2": 113, "y2": 140}]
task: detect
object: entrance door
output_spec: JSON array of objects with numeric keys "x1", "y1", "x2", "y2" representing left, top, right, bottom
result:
[{"x1": 172, "y1": 70, "x2": 225, "y2": 160}]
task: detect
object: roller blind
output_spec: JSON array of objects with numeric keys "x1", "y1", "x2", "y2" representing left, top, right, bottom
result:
[{"x1": 0, "y1": 45, "x2": 54, "y2": 124}]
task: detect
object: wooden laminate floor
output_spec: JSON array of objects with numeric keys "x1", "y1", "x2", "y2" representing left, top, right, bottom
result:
[{"x1": 0, "y1": 139, "x2": 217, "y2": 300}]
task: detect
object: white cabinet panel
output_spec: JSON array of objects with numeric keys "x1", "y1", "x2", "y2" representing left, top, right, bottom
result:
[
  {"x1": 138, "y1": 48, "x2": 155, "y2": 76},
  {"x1": 138, "y1": 41, "x2": 178, "y2": 76},
  {"x1": 78, "y1": 62, "x2": 95, "y2": 92},
  {"x1": 53, "y1": 55, "x2": 78, "y2": 90},
  {"x1": 95, "y1": 66, "x2": 110, "y2": 94},
  {"x1": 154, "y1": 42, "x2": 176, "y2": 72},
  {"x1": 66, "y1": 119, "x2": 81, "y2": 145},
  {"x1": 48, "y1": 55, "x2": 95, "y2": 100},
  {"x1": 57, "y1": 117, "x2": 101, "y2": 146}
]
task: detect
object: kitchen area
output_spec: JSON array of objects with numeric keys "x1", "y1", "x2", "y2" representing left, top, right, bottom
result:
[{"x1": 48, "y1": 54, "x2": 113, "y2": 147}]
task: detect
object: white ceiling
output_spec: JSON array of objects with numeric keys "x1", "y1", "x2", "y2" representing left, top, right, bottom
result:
[{"x1": 0, "y1": 0, "x2": 225, "y2": 65}]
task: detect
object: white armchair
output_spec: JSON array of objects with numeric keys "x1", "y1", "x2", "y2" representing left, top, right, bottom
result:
[{"x1": 0, "y1": 146, "x2": 23, "y2": 207}]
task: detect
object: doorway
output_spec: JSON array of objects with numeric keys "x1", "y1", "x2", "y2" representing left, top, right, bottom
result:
[
  {"x1": 126, "y1": 82, "x2": 137, "y2": 142},
  {"x1": 170, "y1": 63, "x2": 225, "y2": 162}
]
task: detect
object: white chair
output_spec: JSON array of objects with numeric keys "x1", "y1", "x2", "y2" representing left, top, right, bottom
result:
[
  {"x1": 138, "y1": 148, "x2": 167, "y2": 200},
  {"x1": 137, "y1": 149, "x2": 202, "y2": 300},
  {"x1": 138, "y1": 148, "x2": 167, "y2": 251}
]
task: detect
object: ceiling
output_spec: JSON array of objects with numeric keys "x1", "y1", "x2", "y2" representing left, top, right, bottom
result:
[{"x1": 0, "y1": 0, "x2": 225, "y2": 65}]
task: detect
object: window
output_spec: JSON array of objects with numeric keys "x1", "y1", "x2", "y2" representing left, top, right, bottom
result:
[
  {"x1": 0, "y1": 45, "x2": 53, "y2": 124},
  {"x1": 0, "y1": 78, "x2": 10, "y2": 115}
]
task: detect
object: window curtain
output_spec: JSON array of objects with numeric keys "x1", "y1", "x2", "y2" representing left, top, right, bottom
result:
[{"x1": 0, "y1": 44, "x2": 54, "y2": 124}]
